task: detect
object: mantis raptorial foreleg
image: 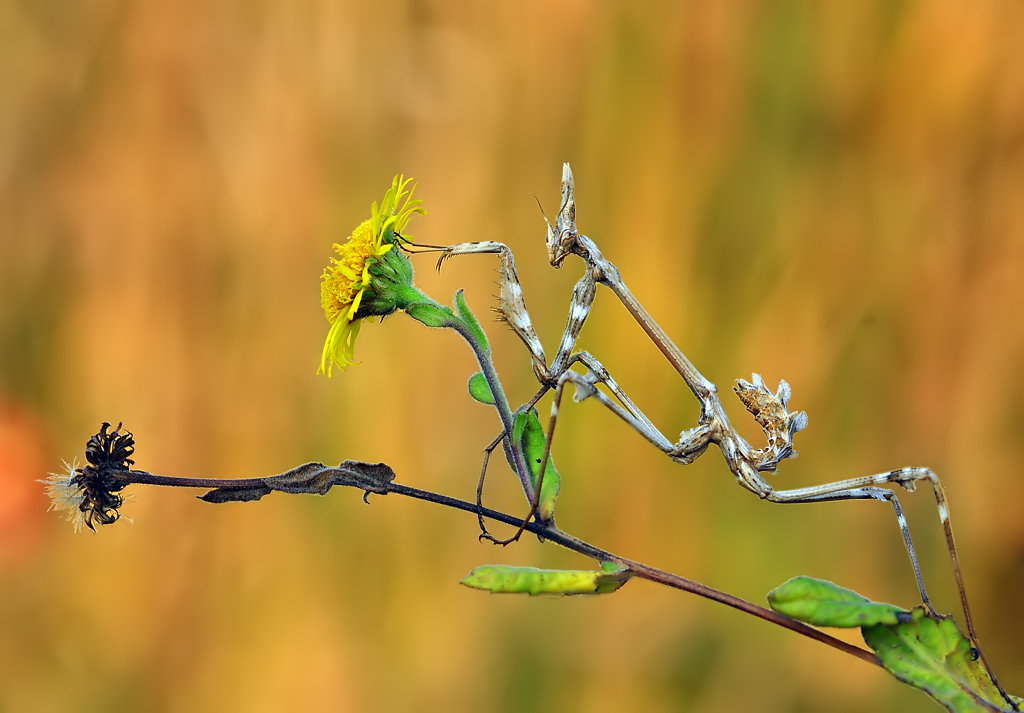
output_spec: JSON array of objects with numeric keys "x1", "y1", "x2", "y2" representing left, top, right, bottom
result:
[
  {"x1": 435, "y1": 241, "x2": 645, "y2": 541},
  {"x1": 437, "y1": 241, "x2": 550, "y2": 381},
  {"x1": 436, "y1": 240, "x2": 598, "y2": 385}
]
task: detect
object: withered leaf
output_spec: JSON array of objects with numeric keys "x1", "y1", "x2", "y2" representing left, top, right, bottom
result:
[
  {"x1": 199, "y1": 460, "x2": 396, "y2": 504},
  {"x1": 199, "y1": 485, "x2": 272, "y2": 503}
]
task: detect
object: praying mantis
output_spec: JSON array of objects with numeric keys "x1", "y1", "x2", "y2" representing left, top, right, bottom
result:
[{"x1": 413, "y1": 163, "x2": 1013, "y2": 708}]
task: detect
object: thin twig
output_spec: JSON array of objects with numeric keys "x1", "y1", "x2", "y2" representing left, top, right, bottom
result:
[
  {"x1": 111, "y1": 467, "x2": 880, "y2": 667},
  {"x1": 117, "y1": 471, "x2": 269, "y2": 489}
]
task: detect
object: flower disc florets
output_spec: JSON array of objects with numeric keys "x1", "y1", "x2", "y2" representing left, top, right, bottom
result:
[
  {"x1": 319, "y1": 175, "x2": 426, "y2": 376},
  {"x1": 41, "y1": 422, "x2": 134, "y2": 532}
]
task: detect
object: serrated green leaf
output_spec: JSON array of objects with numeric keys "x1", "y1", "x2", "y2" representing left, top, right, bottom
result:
[
  {"x1": 767, "y1": 576, "x2": 906, "y2": 628},
  {"x1": 460, "y1": 564, "x2": 631, "y2": 596},
  {"x1": 517, "y1": 408, "x2": 560, "y2": 522},
  {"x1": 468, "y1": 372, "x2": 495, "y2": 405},
  {"x1": 864, "y1": 608, "x2": 1016, "y2": 713}
]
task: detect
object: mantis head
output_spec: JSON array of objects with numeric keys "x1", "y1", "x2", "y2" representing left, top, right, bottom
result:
[{"x1": 545, "y1": 163, "x2": 578, "y2": 268}]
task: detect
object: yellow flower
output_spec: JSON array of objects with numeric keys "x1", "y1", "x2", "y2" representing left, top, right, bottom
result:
[{"x1": 319, "y1": 175, "x2": 425, "y2": 376}]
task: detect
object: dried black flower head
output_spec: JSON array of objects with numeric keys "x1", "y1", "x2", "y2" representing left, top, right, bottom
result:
[{"x1": 41, "y1": 422, "x2": 135, "y2": 532}]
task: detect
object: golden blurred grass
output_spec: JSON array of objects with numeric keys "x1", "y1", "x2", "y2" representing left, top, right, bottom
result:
[{"x1": 2, "y1": 1, "x2": 1023, "y2": 711}]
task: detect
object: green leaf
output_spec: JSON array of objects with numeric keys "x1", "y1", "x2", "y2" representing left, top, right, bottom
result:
[
  {"x1": 767, "y1": 576, "x2": 906, "y2": 628},
  {"x1": 406, "y1": 302, "x2": 454, "y2": 328},
  {"x1": 468, "y1": 372, "x2": 495, "y2": 405},
  {"x1": 511, "y1": 409, "x2": 528, "y2": 446},
  {"x1": 516, "y1": 407, "x2": 561, "y2": 522},
  {"x1": 767, "y1": 576, "x2": 1020, "y2": 712},
  {"x1": 864, "y1": 609, "x2": 1016, "y2": 713},
  {"x1": 454, "y1": 289, "x2": 489, "y2": 351},
  {"x1": 461, "y1": 564, "x2": 631, "y2": 596}
]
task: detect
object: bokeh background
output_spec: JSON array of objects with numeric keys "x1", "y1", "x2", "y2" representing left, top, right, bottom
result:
[{"x1": 2, "y1": 1, "x2": 1023, "y2": 711}]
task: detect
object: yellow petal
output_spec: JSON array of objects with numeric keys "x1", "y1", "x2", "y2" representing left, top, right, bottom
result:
[
  {"x1": 346, "y1": 288, "x2": 365, "y2": 320},
  {"x1": 340, "y1": 319, "x2": 361, "y2": 365},
  {"x1": 336, "y1": 264, "x2": 358, "y2": 282},
  {"x1": 318, "y1": 317, "x2": 346, "y2": 377}
]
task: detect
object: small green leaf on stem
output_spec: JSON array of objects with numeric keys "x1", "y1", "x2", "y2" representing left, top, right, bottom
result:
[
  {"x1": 767, "y1": 576, "x2": 907, "y2": 628},
  {"x1": 511, "y1": 409, "x2": 528, "y2": 446},
  {"x1": 454, "y1": 289, "x2": 488, "y2": 351},
  {"x1": 406, "y1": 302, "x2": 454, "y2": 328},
  {"x1": 504, "y1": 408, "x2": 561, "y2": 522},
  {"x1": 461, "y1": 564, "x2": 631, "y2": 596},
  {"x1": 518, "y1": 408, "x2": 561, "y2": 522},
  {"x1": 468, "y1": 372, "x2": 496, "y2": 405}
]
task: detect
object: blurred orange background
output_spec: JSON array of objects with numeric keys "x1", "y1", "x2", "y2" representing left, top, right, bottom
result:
[{"x1": 2, "y1": 1, "x2": 1023, "y2": 711}]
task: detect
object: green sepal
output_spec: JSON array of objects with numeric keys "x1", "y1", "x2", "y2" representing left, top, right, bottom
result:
[
  {"x1": 468, "y1": 372, "x2": 495, "y2": 405},
  {"x1": 453, "y1": 289, "x2": 488, "y2": 351},
  {"x1": 460, "y1": 564, "x2": 631, "y2": 596},
  {"x1": 355, "y1": 247, "x2": 426, "y2": 319},
  {"x1": 515, "y1": 407, "x2": 560, "y2": 522},
  {"x1": 767, "y1": 576, "x2": 906, "y2": 628}
]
